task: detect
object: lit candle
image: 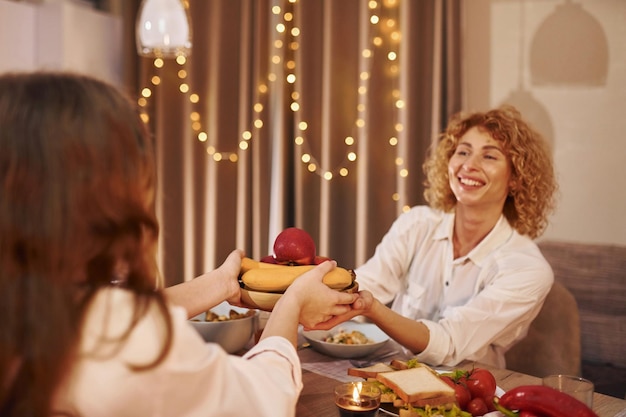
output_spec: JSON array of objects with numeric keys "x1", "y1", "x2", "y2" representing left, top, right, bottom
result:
[{"x1": 334, "y1": 382, "x2": 381, "y2": 417}]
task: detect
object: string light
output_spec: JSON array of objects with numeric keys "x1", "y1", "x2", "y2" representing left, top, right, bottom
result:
[
  {"x1": 289, "y1": 0, "x2": 404, "y2": 181},
  {"x1": 139, "y1": 0, "x2": 406, "y2": 203}
]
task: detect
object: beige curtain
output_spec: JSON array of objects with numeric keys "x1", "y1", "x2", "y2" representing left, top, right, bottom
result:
[{"x1": 130, "y1": 0, "x2": 461, "y2": 286}]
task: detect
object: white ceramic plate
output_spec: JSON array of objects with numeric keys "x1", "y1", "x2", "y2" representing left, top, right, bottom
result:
[
  {"x1": 302, "y1": 321, "x2": 389, "y2": 358},
  {"x1": 379, "y1": 406, "x2": 504, "y2": 417},
  {"x1": 377, "y1": 372, "x2": 506, "y2": 417}
]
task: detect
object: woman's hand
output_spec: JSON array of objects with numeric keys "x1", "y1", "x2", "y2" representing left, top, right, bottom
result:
[
  {"x1": 214, "y1": 249, "x2": 245, "y2": 306},
  {"x1": 304, "y1": 290, "x2": 375, "y2": 330},
  {"x1": 284, "y1": 260, "x2": 359, "y2": 328},
  {"x1": 260, "y1": 260, "x2": 360, "y2": 346}
]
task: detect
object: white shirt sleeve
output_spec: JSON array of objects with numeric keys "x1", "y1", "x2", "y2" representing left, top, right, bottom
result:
[
  {"x1": 355, "y1": 206, "x2": 553, "y2": 368},
  {"x1": 57, "y1": 289, "x2": 302, "y2": 417}
]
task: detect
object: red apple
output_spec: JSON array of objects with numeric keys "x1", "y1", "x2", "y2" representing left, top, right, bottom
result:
[
  {"x1": 259, "y1": 254, "x2": 278, "y2": 264},
  {"x1": 273, "y1": 227, "x2": 316, "y2": 265}
]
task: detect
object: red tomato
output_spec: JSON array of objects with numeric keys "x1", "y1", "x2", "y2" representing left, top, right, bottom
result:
[
  {"x1": 454, "y1": 383, "x2": 472, "y2": 410},
  {"x1": 465, "y1": 368, "x2": 497, "y2": 400},
  {"x1": 483, "y1": 395, "x2": 497, "y2": 412},
  {"x1": 466, "y1": 397, "x2": 489, "y2": 416},
  {"x1": 440, "y1": 375, "x2": 456, "y2": 389},
  {"x1": 440, "y1": 376, "x2": 471, "y2": 410}
]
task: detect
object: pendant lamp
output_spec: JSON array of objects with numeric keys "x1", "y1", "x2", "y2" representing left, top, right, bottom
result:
[{"x1": 136, "y1": 0, "x2": 192, "y2": 58}]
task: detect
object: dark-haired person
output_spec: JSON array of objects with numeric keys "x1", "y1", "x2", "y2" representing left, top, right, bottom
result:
[
  {"x1": 319, "y1": 106, "x2": 558, "y2": 369},
  {"x1": 0, "y1": 71, "x2": 358, "y2": 417}
]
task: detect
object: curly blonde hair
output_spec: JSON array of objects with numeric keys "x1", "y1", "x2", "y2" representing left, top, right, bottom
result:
[{"x1": 423, "y1": 105, "x2": 558, "y2": 239}]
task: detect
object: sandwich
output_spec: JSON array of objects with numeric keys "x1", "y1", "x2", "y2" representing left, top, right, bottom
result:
[
  {"x1": 347, "y1": 362, "x2": 397, "y2": 379},
  {"x1": 347, "y1": 362, "x2": 398, "y2": 402},
  {"x1": 347, "y1": 360, "x2": 461, "y2": 417},
  {"x1": 345, "y1": 357, "x2": 420, "y2": 379},
  {"x1": 375, "y1": 366, "x2": 456, "y2": 408}
]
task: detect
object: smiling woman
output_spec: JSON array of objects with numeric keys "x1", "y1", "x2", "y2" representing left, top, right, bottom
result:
[
  {"x1": 309, "y1": 105, "x2": 560, "y2": 372},
  {"x1": 425, "y1": 105, "x2": 557, "y2": 240},
  {"x1": 447, "y1": 126, "x2": 513, "y2": 240}
]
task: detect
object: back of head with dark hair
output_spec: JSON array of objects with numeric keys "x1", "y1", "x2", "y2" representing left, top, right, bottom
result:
[{"x1": 0, "y1": 72, "x2": 170, "y2": 416}]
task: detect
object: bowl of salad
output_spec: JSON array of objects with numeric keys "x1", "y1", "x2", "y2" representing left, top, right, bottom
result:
[
  {"x1": 302, "y1": 320, "x2": 389, "y2": 358},
  {"x1": 189, "y1": 301, "x2": 258, "y2": 353}
]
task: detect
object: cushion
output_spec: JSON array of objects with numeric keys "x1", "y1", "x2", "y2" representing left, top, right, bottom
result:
[
  {"x1": 538, "y1": 240, "x2": 626, "y2": 368},
  {"x1": 505, "y1": 281, "x2": 581, "y2": 377}
]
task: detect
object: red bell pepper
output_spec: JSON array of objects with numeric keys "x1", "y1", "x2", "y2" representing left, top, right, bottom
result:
[{"x1": 494, "y1": 385, "x2": 598, "y2": 417}]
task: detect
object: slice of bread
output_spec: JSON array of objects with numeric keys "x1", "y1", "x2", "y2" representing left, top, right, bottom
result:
[
  {"x1": 389, "y1": 359, "x2": 410, "y2": 370},
  {"x1": 375, "y1": 367, "x2": 456, "y2": 407},
  {"x1": 347, "y1": 362, "x2": 396, "y2": 379}
]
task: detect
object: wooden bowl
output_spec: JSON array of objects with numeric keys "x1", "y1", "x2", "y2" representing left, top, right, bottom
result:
[{"x1": 241, "y1": 281, "x2": 359, "y2": 312}]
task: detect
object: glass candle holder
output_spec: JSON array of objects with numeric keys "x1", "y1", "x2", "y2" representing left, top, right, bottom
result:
[{"x1": 334, "y1": 381, "x2": 381, "y2": 417}]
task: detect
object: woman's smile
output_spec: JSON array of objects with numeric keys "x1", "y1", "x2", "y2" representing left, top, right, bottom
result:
[
  {"x1": 458, "y1": 175, "x2": 485, "y2": 188},
  {"x1": 448, "y1": 126, "x2": 512, "y2": 210}
]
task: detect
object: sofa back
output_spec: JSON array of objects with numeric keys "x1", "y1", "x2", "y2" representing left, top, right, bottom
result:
[{"x1": 538, "y1": 240, "x2": 626, "y2": 368}]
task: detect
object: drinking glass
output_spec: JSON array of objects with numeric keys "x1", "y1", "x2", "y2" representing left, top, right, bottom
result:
[{"x1": 542, "y1": 374, "x2": 594, "y2": 408}]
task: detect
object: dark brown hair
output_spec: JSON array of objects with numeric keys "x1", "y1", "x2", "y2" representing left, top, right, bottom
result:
[{"x1": 0, "y1": 72, "x2": 172, "y2": 416}]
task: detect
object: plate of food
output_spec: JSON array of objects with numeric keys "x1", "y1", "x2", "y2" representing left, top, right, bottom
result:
[
  {"x1": 302, "y1": 321, "x2": 389, "y2": 358},
  {"x1": 347, "y1": 360, "x2": 505, "y2": 417}
]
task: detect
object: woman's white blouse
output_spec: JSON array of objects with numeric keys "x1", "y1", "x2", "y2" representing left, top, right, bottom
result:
[
  {"x1": 355, "y1": 206, "x2": 554, "y2": 368},
  {"x1": 55, "y1": 288, "x2": 302, "y2": 417}
]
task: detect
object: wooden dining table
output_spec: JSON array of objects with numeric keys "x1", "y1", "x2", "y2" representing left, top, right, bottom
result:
[{"x1": 295, "y1": 335, "x2": 626, "y2": 417}]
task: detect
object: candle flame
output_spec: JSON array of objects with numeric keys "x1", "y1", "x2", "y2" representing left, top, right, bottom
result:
[{"x1": 352, "y1": 382, "x2": 362, "y2": 405}]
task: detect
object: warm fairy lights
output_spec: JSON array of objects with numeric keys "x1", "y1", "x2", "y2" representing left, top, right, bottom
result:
[{"x1": 138, "y1": 0, "x2": 405, "y2": 201}]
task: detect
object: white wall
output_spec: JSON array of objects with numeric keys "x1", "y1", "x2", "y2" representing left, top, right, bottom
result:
[
  {"x1": 0, "y1": 0, "x2": 123, "y2": 86},
  {"x1": 0, "y1": 0, "x2": 37, "y2": 71},
  {"x1": 464, "y1": 0, "x2": 626, "y2": 246}
]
